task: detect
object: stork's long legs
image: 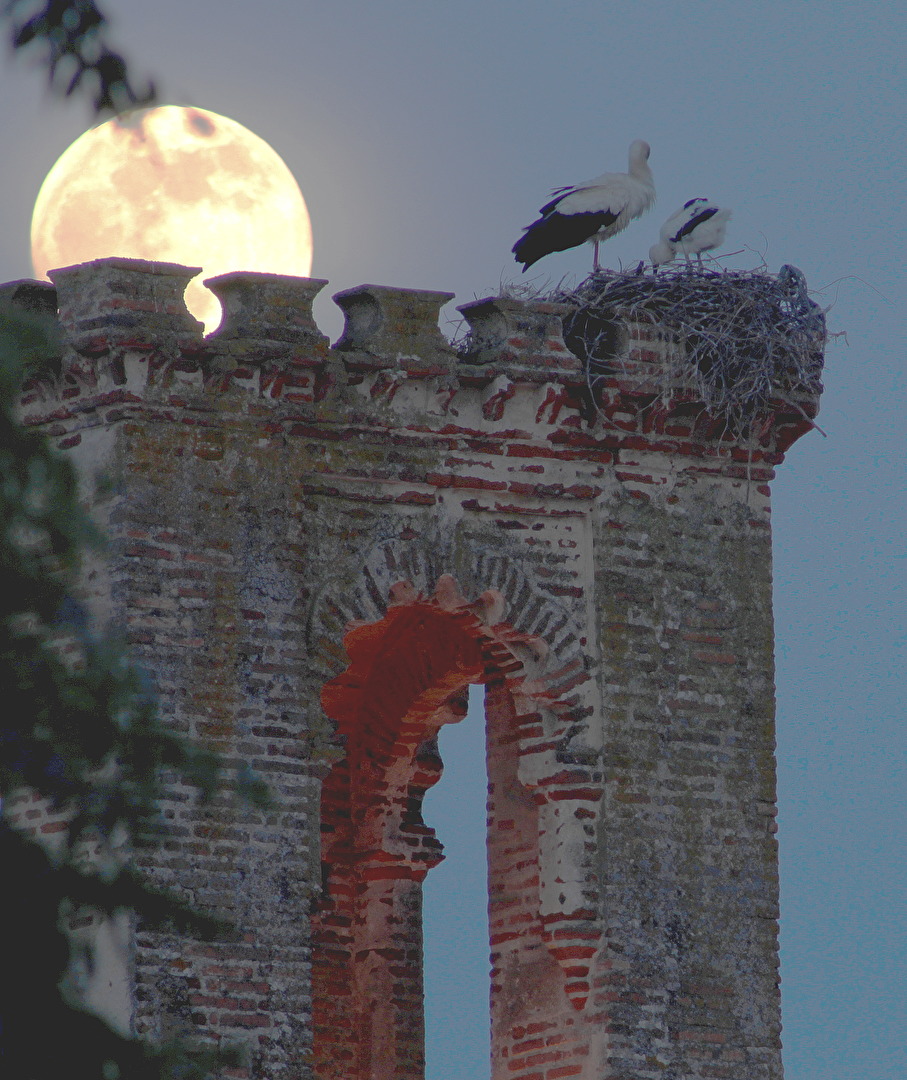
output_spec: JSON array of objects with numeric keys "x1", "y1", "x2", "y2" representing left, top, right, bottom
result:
[{"x1": 593, "y1": 239, "x2": 601, "y2": 272}]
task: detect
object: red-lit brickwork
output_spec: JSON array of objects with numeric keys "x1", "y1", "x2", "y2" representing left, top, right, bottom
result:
[
  {"x1": 9, "y1": 258, "x2": 823, "y2": 1080},
  {"x1": 312, "y1": 578, "x2": 599, "y2": 1080},
  {"x1": 313, "y1": 588, "x2": 488, "y2": 1080}
]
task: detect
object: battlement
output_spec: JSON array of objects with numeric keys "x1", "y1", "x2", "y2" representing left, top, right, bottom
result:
[{"x1": 13, "y1": 257, "x2": 821, "y2": 484}]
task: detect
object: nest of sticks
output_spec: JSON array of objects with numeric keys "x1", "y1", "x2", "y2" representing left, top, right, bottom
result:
[{"x1": 550, "y1": 264, "x2": 826, "y2": 437}]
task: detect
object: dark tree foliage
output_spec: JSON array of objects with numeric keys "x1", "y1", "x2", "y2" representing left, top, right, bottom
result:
[
  {"x1": 0, "y1": 317, "x2": 267, "y2": 1074},
  {"x1": 3, "y1": 0, "x2": 156, "y2": 112}
]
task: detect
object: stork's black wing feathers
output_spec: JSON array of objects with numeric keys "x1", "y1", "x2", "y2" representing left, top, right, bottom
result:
[
  {"x1": 670, "y1": 207, "x2": 717, "y2": 243},
  {"x1": 512, "y1": 209, "x2": 619, "y2": 271}
]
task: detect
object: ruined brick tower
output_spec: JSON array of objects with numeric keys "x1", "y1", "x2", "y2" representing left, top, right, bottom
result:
[{"x1": 12, "y1": 257, "x2": 822, "y2": 1080}]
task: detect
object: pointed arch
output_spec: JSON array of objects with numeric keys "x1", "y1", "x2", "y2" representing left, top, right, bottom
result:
[{"x1": 309, "y1": 571, "x2": 605, "y2": 1080}]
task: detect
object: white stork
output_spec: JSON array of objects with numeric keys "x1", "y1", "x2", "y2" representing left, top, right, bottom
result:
[
  {"x1": 649, "y1": 198, "x2": 731, "y2": 267},
  {"x1": 512, "y1": 140, "x2": 655, "y2": 272}
]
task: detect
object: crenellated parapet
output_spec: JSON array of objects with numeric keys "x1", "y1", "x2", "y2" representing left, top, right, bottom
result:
[
  {"x1": 6, "y1": 257, "x2": 824, "y2": 1080},
  {"x1": 17, "y1": 257, "x2": 821, "y2": 486}
]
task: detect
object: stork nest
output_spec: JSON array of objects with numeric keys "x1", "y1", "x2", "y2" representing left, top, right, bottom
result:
[{"x1": 550, "y1": 264, "x2": 826, "y2": 437}]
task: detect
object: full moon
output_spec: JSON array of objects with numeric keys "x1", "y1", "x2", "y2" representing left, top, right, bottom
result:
[{"x1": 31, "y1": 106, "x2": 313, "y2": 332}]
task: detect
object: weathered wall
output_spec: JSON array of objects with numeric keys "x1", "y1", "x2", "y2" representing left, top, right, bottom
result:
[
  {"x1": 13, "y1": 257, "x2": 821, "y2": 1080},
  {"x1": 590, "y1": 468, "x2": 781, "y2": 1078}
]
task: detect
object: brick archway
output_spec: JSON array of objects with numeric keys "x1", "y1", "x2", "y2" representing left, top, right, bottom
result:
[{"x1": 311, "y1": 576, "x2": 604, "y2": 1080}]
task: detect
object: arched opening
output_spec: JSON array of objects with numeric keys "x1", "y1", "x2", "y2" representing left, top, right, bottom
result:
[{"x1": 309, "y1": 576, "x2": 602, "y2": 1080}]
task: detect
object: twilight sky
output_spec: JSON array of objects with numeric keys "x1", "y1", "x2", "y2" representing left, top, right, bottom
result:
[{"x1": 1, "y1": 3, "x2": 903, "y2": 1078}]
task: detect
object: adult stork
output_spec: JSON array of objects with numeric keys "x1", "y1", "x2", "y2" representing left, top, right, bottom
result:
[
  {"x1": 512, "y1": 139, "x2": 655, "y2": 272},
  {"x1": 649, "y1": 197, "x2": 731, "y2": 267}
]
